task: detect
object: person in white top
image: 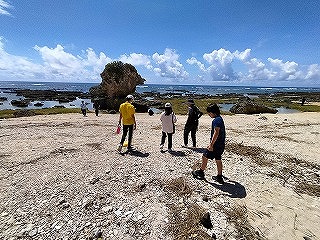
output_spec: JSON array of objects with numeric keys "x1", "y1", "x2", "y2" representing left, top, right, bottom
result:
[{"x1": 160, "y1": 103, "x2": 177, "y2": 151}]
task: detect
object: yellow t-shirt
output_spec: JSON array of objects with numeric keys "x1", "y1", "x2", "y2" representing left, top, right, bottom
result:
[{"x1": 119, "y1": 101, "x2": 135, "y2": 125}]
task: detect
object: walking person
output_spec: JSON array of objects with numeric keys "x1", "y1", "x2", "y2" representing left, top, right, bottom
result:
[
  {"x1": 80, "y1": 100, "x2": 87, "y2": 117},
  {"x1": 93, "y1": 100, "x2": 100, "y2": 116},
  {"x1": 160, "y1": 103, "x2": 177, "y2": 151},
  {"x1": 192, "y1": 104, "x2": 226, "y2": 184},
  {"x1": 118, "y1": 95, "x2": 136, "y2": 152},
  {"x1": 183, "y1": 99, "x2": 203, "y2": 148}
]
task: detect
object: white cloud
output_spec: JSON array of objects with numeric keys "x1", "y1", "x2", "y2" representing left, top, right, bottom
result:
[
  {"x1": 305, "y1": 64, "x2": 320, "y2": 80},
  {"x1": 186, "y1": 47, "x2": 319, "y2": 85},
  {"x1": 0, "y1": 36, "x2": 319, "y2": 86},
  {"x1": 119, "y1": 53, "x2": 152, "y2": 69},
  {"x1": 152, "y1": 48, "x2": 188, "y2": 79},
  {"x1": 186, "y1": 57, "x2": 206, "y2": 71},
  {"x1": 0, "y1": 37, "x2": 45, "y2": 79},
  {"x1": 0, "y1": 38, "x2": 113, "y2": 82},
  {"x1": 0, "y1": 0, "x2": 13, "y2": 16}
]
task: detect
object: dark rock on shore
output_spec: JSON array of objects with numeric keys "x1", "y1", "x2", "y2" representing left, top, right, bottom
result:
[
  {"x1": 34, "y1": 102, "x2": 44, "y2": 107},
  {"x1": 14, "y1": 89, "x2": 90, "y2": 102},
  {"x1": 230, "y1": 97, "x2": 278, "y2": 114},
  {"x1": 11, "y1": 99, "x2": 30, "y2": 107}
]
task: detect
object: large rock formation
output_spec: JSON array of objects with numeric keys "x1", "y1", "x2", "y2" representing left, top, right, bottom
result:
[
  {"x1": 89, "y1": 61, "x2": 146, "y2": 111},
  {"x1": 90, "y1": 61, "x2": 145, "y2": 98},
  {"x1": 230, "y1": 97, "x2": 278, "y2": 114}
]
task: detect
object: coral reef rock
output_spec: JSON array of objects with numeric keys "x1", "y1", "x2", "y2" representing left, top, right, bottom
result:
[
  {"x1": 90, "y1": 61, "x2": 145, "y2": 99},
  {"x1": 230, "y1": 97, "x2": 278, "y2": 114}
]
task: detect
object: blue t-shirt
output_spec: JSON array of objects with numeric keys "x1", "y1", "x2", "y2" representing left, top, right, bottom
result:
[{"x1": 211, "y1": 115, "x2": 225, "y2": 149}]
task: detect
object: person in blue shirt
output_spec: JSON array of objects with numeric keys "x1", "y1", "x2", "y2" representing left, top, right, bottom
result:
[{"x1": 192, "y1": 104, "x2": 225, "y2": 184}]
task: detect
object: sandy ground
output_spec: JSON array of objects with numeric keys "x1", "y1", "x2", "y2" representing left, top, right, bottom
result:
[{"x1": 0, "y1": 112, "x2": 319, "y2": 240}]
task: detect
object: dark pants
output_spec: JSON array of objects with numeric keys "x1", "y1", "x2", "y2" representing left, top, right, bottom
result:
[
  {"x1": 184, "y1": 124, "x2": 197, "y2": 147},
  {"x1": 95, "y1": 109, "x2": 99, "y2": 116},
  {"x1": 120, "y1": 125, "x2": 134, "y2": 148},
  {"x1": 161, "y1": 131, "x2": 173, "y2": 149},
  {"x1": 81, "y1": 109, "x2": 86, "y2": 116}
]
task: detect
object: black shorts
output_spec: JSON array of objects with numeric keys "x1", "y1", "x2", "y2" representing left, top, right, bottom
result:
[{"x1": 203, "y1": 148, "x2": 224, "y2": 160}]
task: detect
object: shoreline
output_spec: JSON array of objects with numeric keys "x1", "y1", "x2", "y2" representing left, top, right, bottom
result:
[{"x1": 0, "y1": 88, "x2": 320, "y2": 112}]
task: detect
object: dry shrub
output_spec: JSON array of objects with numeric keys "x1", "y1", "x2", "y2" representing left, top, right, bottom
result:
[
  {"x1": 294, "y1": 182, "x2": 320, "y2": 197},
  {"x1": 215, "y1": 203, "x2": 266, "y2": 240},
  {"x1": 226, "y1": 142, "x2": 272, "y2": 167},
  {"x1": 166, "y1": 203, "x2": 212, "y2": 240},
  {"x1": 165, "y1": 177, "x2": 193, "y2": 196},
  {"x1": 228, "y1": 142, "x2": 320, "y2": 196}
]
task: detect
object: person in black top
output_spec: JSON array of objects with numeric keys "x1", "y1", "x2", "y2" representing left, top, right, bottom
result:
[
  {"x1": 93, "y1": 101, "x2": 100, "y2": 116},
  {"x1": 183, "y1": 99, "x2": 203, "y2": 148}
]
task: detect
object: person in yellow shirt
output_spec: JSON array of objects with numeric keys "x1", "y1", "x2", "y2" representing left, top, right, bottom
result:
[{"x1": 118, "y1": 95, "x2": 136, "y2": 152}]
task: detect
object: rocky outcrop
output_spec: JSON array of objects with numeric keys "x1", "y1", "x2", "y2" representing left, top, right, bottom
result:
[
  {"x1": 230, "y1": 97, "x2": 278, "y2": 114},
  {"x1": 11, "y1": 99, "x2": 30, "y2": 107},
  {"x1": 14, "y1": 89, "x2": 90, "y2": 102},
  {"x1": 89, "y1": 61, "x2": 145, "y2": 110}
]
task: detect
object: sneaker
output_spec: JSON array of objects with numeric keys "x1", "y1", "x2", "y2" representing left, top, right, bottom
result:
[
  {"x1": 212, "y1": 175, "x2": 224, "y2": 184},
  {"x1": 117, "y1": 144, "x2": 122, "y2": 153},
  {"x1": 181, "y1": 145, "x2": 188, "y2": 148},
  {"x1": 192, "y1": 169, "x2": 205, "y2": 180},
  {"x1": 160, "y1": 144, "x2": 164, "y2": 150}
]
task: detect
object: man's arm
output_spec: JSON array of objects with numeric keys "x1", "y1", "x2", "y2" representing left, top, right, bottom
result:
[
  {"x1": 118, "y1": 112, "x2": 122, "y2": 125},
  {"x1": 208, "y1": 127, "x2": 220, "y2": 151},
  {"x1": 132, "y1": 114, "x2": 136, "y2": 130}
]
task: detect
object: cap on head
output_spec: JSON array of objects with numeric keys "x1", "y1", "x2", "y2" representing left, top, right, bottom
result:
[
  {"x1": 126, "y1": 95, "x2": 134, "y2": 101},
  {"x1": 186, "y1": 99, "x2": 195, "y2": 105},
  {"x1": 165, "y1": 102, "x2": 172, "y2": 108}
]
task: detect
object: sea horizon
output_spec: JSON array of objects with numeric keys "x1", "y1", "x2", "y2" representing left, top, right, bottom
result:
[{"x1": 0, "y1": 80, "x2": 319, "y2": 94}]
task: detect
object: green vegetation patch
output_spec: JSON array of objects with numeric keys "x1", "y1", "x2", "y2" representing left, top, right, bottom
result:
[{"x1": 0, "y1": 108, "x2": 81, "y2": 119}]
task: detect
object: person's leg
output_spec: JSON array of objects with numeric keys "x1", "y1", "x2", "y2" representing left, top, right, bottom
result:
[
  {"x1": 183, "y1": 125, "x2": 191, "y2": 146},
  {"x1": 168, "y1": 133, "x2": 173, "y2": 149},
  {"x1": 191, "y1": 126, "x2": 197, "y2": 147},
  {"x1": 120, "y1": 125, "x2": 129, "y2": 145},
  {"x1": 212, "y1": 150, "x2": 224, "y2": 183},
  {"x1": 127, "y1": 125, "x2": 134, "y2": 148},
  {"x1": 216, "y1": 160, "x2": 223, "y2": 175},
  {"x1": 200, "y1": 155, "x2": 208, "y2": 171},
  {"x1": 192, "y1": 150, "x2": 212, "y2": 180},
  {"x1": 161, "y1": 131, "x2": 166, "y2": 145}
]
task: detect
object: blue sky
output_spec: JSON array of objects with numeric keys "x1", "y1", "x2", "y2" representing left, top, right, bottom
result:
[{"x1": 0, "y1": 0, "x2": 319, "y2": 87}]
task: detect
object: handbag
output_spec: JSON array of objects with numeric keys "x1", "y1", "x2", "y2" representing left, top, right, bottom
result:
[{"x1": 116, "y1": 125, "x2": 121, "y2": 134}]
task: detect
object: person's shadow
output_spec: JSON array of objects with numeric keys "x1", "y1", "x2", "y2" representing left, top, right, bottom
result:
[
  {"x1": 121, "y1": 149, "x2": 150, "y2": 158},
  {"x1": 168, "y1": 150, "x2": 187, "y2": 156},
  {"x1": 204, "y1": 178, "x2": 247, "y2": 198},
  {"x1": 189, "y1": 147, "x2": 207, "y2": 154}
]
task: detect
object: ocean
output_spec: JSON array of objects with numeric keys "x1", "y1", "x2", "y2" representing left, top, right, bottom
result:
[{"x1": 0, "y1": 81, "x2": 319, "y2": 111}]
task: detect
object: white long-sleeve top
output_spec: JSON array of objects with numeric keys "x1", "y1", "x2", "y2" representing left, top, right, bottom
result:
[{"x1": 160, "y1": 112, "x2": 177, "y2": 133}]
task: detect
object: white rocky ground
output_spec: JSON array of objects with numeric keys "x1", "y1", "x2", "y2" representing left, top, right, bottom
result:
[{"x1": 0, "y1": 112, "x2": 319, "y2": 240}]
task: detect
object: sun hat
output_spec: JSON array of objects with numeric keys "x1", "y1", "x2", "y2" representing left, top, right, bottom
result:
[
  {"x1": 126, "y1": 94, "x2": 134, "y2": 100},
  {"x1": 165, "y1": 102, "x2": 172, "y2": 107}
]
